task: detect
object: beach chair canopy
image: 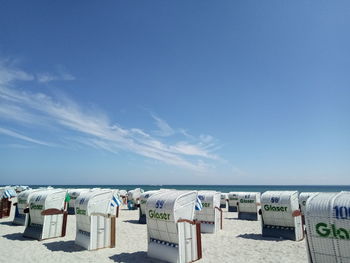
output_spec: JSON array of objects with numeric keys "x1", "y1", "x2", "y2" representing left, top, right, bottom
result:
[
  {"x1": 305, "y1": 191, "x2": 350, "y2": 263},
  {"x1": 0, "y1": 187, "x2": 17, "y2": 199},
  {"x1": 261, "y1": 191, "x2": 300, "y2": 227},
  {"x1": 75, "y1": 189, "x2": 114, "y2": 217},
  {"x1": 146, "y1": 190, "x2": 197, "y2": 245},
  {"x1": 299, "y1": 192, "x2": 318, "y2": 215},
  {"x1": 28, "y1": 189, "x2": 67, "y2": 225},
  {"x1": 195, "y1": 191, "x2": 220, "y2": 222},
  {"x1": 237, "y1": 192, "x2": 261, "y2": 213}
]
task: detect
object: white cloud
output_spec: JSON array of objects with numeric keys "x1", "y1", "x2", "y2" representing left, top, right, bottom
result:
[
  {"x1": 37, "y1": 71, "x2": 75, "y2": 83},
  {"x1": 0, "y1": 127, "x2": 53, "y2": 146},
  {"x1": 0, "y1": 60, "x2": 34, "y2": 85},
  {"x1": 0, "y1": 62, "x2": 220, "y2": 172},
  {"x1": 151, "y1": 113, "x2": 175, "y2": 137}
]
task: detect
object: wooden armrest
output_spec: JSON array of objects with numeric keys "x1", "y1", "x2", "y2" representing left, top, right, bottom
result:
[
  {"x1": 24, "y1": 208, "x2": 29, "y2": 213},
  {"x1": 13, "y1": 202, "x2": 18, "y2": 206},
  {"x1": 177, "y1": 219, "x2": 196, "y2": 225},
  {"x1": 292, "y1": 210, "x2": 301, "y2": 217},
  {"x1": 41, "y1": 209, "x2": 65, "y2": 215}
]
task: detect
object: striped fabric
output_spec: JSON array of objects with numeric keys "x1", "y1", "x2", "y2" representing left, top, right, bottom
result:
[
  {"x1": 195, "y1": 196, "x2": 203, "y2": 211},
  {"x1": 1, "y1": 189, "x2": 16, "y2": 199},
  {"x1": 110, "y1": 195, "x2": 122, "y2": 207}
]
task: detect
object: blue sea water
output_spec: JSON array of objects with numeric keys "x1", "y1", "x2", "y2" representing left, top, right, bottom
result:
[{"x1": 27, "y1": 185, "x2": 350, "y2": 193}]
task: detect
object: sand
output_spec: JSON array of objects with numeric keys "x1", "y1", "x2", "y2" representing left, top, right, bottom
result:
[{"x1": 0, "y1": 199, "x2": 308, "y2": 263}]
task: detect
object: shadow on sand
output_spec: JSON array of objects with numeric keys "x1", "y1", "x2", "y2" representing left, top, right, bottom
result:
[
  {"x1": 110, "y1": 252, "x2": 156, "y2": 263},
  {"x1": 2, "y1": 233, "x2": 34, "y2": 241},
  {"x1": 237, "y1": 233, "x2": 285, "y2": 242},
  {"x1": 43, "y1": 241, "x2": 85, "y2": 252},
  {"x1": 123, "y1": 220, "x2": 140, "y2": 224},
  {"x1": 0, "y1": 221, "x2": 19, "y2": 226}
]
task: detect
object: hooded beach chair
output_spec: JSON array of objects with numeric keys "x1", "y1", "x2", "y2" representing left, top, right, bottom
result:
[
  {"x1": 13, "y1": 189, "x2": 44, "y2": 225},
  {"x1": 237, "y1": 192, "x2": 261, "y2": 221},
  {"x1": 146, "y1": 190, "x2": 202, "y2": 263},
  {"x1": 228, "y1": 192, "x2": 240, "y2": 212},
  {"x1": 67, "y1": 189, "x2": 91, "y2": 214},
  {"x1": 74, "y1": 189, "x2": 119, "y2": 250},
  {"x1": 195, "y1": 191, "x2": 222, "y2": 233},
  {"x1": 139, "y1": 190, "x2": 161, "y2": 224},
  {"x1": 0, "y1": 187, "x2": 17, "y2": 219},
  {"x1": 305, "y1": 191, "x2": 350, "y2": 263},
  {"x1": 127, "y1": 188, "x2": 144, "y2": 210},
  {"x1": 23, "y1": 189, "x2": 68, "y2": 240},
  {"x1": 220, "y1": 193, "x2": 228, "y2": 209},
  {"x1": 259, "y1": 191, "x2": 303, "y2": 241}
]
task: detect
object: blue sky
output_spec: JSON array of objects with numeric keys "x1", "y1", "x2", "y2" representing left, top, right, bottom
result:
[{"x1": 0, "y1": 1, "x2": 349, "y2": 185}]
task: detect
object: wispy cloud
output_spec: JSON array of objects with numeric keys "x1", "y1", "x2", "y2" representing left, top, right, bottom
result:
[
  {"x1": 37, "y1": 72, "x2": 75, "y2": 83},
  {"x1": 0, "y1": 61, "x2": 220, "y2": 172},
  {"x1": 151, "y1": 113, "x2": 175, "y2": 137},
  {"x1": 0, "y1": 127, "x2": 53, "y2": 146}
]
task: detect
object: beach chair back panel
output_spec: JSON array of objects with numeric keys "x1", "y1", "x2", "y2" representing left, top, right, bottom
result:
[
  {"x1": 299, "y1": 192, "x2": 317, "y2": 215},
  {"x1": 140, "y1": 191, "x2": 159, "y2": 215},
  {"x1": 261, "y1": 191, "x2": 299, "y2": 227},
  {"x1": 42, "y1": 213, "x2": 64, "y2": 239},
  {"x1": 195, "y1": 191, "x2": 220, "y2": 224},
  {"x1": 237, "y1": 192, "x2": 261, "y2": 213},
  {"x1": 305, "y1": 192, "x2": 350, "y2": 263},
  {"x1": 28, "y1": 190, "x2": 66, "y2": 225},
  {"x1": 146, "y1": 191, "x2": 197, "y2": 245},
  {"x1": 220, "y1": 193, "x2": 228, "y2": 205}
]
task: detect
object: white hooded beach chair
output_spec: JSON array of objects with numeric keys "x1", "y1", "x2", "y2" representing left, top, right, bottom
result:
[
  {"x1": 139, "y1": 190, "x2": 161, "y2": 224},
  {"x1": 260, "y1": 191, "x2": 303, "y2": 241},
  {"x1": 74, "y1": 189, "x2": 118, "y2": 250},
  {"x1": 237, "y1": 192, "x2": 261, "y2": 221},
  {"x1": 146, "y1": 190, "x2": 202, "y2": 263},
  {"x1": 13, "y1": 189, "x2": 43, "y2": 225},
  {"x1": 195, "y1": 191, "x2": 222, "y2": 233},
  {"x1": 228, "y1": 192, "x2": 240, "y2": 212},
  {"x1": 305, "y1": 191, "x2": 350, "y2": 263},
  {"x1": 23, "y1": 189, "x2": 68, "y2": 240},
  {"x1": 299, "y1": 192, "x2": 318, "y2": 223},
  {"x1": 0, "y1": 187, "x2": 17, "y2": 219},
  {"x1": 127, "y1": 188, "x2": 144, "y2": 210},
  {"x1": 67, "y1": 189, "x2": 90, "y2": 214},
  {"x1": 220, "y1": 193, "x2": 228, "y2": 209}
]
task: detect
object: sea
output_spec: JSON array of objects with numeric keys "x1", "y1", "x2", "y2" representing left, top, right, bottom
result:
[{"x1": 26, "y1": 185, "x2": 350, "y2": 193}]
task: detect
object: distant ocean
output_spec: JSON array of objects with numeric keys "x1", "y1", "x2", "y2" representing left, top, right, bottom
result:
[{"x1": 26, "y1": 185, "x2": 350, "y2": 193}]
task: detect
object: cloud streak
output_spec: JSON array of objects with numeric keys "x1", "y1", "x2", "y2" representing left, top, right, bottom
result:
[
  {"x1": 0, "y1": 62, "x2": 220, "y2": 172},
  {"x1": 0, "y1": 127, "x2": 53, "y2": 146}
]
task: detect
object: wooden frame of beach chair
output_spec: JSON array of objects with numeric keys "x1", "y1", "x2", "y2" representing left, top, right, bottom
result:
[
  {"x1": 305, "y1": 192, "x2": 350, "y2": 263},
  {"x1": 0, "y1": 198, "x2": 11, "y2": 219}
]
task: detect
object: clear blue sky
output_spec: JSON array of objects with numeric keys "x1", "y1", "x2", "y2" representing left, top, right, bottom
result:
[{"x1": 0, "y1": 1, "x2": 349, "y2": 185}]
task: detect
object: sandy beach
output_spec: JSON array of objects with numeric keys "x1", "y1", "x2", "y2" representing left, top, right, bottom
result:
[{"x1": 0, "y1": 198, "x2": 307, "y2": 263}]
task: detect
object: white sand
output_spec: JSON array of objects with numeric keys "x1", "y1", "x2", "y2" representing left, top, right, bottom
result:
[{"x1": 0, "y1": 201, "x2": 308, "y2": 263}]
